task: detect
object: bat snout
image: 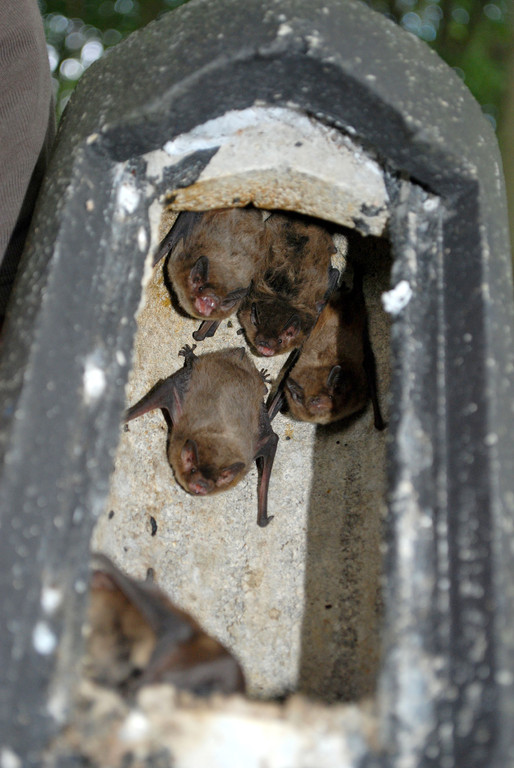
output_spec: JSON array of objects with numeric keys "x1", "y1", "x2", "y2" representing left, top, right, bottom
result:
[
  {"x1": 188, "y1": 476, "x2": 214, "y2": 495},
  {"x1": 194, "y1": 294, "x2": 219, "y2": 317},
  {"x1": 255, "y1": 337, "x2": 277, "y2": 357},
  {"x1": 308, "y1": 394, "x2": 333, "y2": 414}
]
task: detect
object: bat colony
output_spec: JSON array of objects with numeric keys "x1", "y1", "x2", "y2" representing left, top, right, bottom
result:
[{"x1": 127, "y1": 207, "x2": 386, "y2": 528}]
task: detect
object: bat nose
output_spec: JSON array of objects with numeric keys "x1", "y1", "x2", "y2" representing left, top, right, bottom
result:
[
  {"x1": 255, "y1": 338, "x2": 275, "y2": 356},
  {"x1": 189, "y1": 477, "x2": 212, "y2": 495},
  {"x1": 309, "y1": 395, "x2": 332, "y2": 413}
]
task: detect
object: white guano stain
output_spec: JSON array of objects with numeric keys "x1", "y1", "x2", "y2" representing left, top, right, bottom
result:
[
  {"x1": 118, "y1": 181, "x2": 140, "y2": 214},
  {"x1": 83, "y1": 356, "x2": 106, "y2": 405},
  {"x1": 41, "y1": 585, "x2": 62, "y2": 615},
  {"x1": 381, "y1": 280, "x2": 413, "y2": 315},
  {"x1": 32, "y1": 621, "x2": 57, "y2": 655},
  {"x1": 0, "y1": 748, "x2": 22, "y2": 768}
]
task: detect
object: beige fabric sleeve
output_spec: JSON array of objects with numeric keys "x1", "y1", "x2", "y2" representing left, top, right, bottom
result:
[{"x1": 0, "y1": 0, "x2": 55, "y2": 312}]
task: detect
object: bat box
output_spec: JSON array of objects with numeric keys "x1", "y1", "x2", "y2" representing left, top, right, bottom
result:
[{"x1": 0, "y1": 0, "x2": 513, "y2": 766}]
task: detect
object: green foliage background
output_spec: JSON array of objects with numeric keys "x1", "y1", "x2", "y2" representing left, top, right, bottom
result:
[{"x1": 40, "y1": 0, "x2": 513, "y2": 132}]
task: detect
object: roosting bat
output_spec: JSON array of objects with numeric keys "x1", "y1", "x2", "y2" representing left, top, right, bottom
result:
[
  {"x1": 270, "y1": 266, "x2": 385, "y2": 429},
  {"x1": 154, "y1": 208, "x2": 267, "y2": 341},
  {"x1": 238, "y1": 212, "x2": 339, "y2": 357},
  {"x1": 87, "y1": 553, "x2": 245, "y2": 695},
  {"x1": 125, "y1": 345, "x2": 278, "y2": 527}
]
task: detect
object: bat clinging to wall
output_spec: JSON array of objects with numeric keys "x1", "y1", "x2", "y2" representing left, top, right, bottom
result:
[
  {"x1": 87, "y1": 553, "x2": 245, "y2": 695},
  {"x1": 125, "y1": 345, "x2": 278, "y2": 527},
  {"x1": 272, "y1": 266, "x2": 385, "y2": 429},
  {"x1": 238, "y1": 212, "x2": 339, "y2": 357},
  {"x1": 154, "y1": 208, "x2": 267, "y2": 341}
]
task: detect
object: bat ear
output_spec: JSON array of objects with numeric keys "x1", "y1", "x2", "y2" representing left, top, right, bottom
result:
[
  {"x1": 281, "y1": 314, "x2": 301, "y2": 341},
  {"x1": 326, "y1": 365, "x2": 342, "y2": 390},
  {"x1": 250, "y1": 302, "x2": 259, "y2": 327},
  {"x1": 189, "y1": 255, "x2": 209, "y2": 287},
  {"x1": 286, "y1": 377, "x2": 304, "y2": 403},
  {"x1": 181, "y1": 439, "x2": 199, "y2": 472},
  {"x1": 216, "y1": 462, "x2": 245, "y2": 487}
]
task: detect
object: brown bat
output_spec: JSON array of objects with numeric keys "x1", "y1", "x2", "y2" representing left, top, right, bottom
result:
[
  {"x1": 238, "y1": 211, "x2": 339, "y2": 357},
  {"x1": 87, "y1": 553, "x2": 245, "y2": 695},
  {"x1": 125, "y1": 345, "x2": 278, "y2": 527},
  {"x1": 154, "y1": 208, "x2": 267, "y2": 341},
  {"x1": 269, "y1": 266, "x2": 385, "y2": 429}
]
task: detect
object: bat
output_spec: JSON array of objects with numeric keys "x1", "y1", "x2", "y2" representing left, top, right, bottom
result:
[
  {"x1": 87, "y1": 553, "x2": 245, "y2": 695},
  {"x1": 125, "y1": 345, "x2": 279, "y2": 527},
  {"x1": 154, "y1": 208, "x2": 267, "y2": 341},
  {"x1": 238, "y1": 211, "x2": 339, "y2": 357},
  {"x1": 270, "y1": 266, "x2": 386, "y2": 429}
]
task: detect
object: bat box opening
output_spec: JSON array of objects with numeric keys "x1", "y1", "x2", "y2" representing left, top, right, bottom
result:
[{"x1": 92, "y1": 205, "x2": 391, "y2": 704}]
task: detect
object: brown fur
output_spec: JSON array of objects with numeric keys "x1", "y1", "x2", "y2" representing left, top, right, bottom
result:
[
  {"x1": 87, "y1": 554, "x2": 245, "y2": 694},
  {"x1": 284, "y1": 285, "x2": 370, "y2": 425},
  {"x1": 238, "y1": 212, "x2": 337, "y2": 356},
  {"x1": 126, "y1": 345, "x2": 279, "y2": 526},
  {"x1": 167, "y1": 348, "x2": 267, "y2": 494},
  {"x1": 167, "y1": 208, "x2": 266, "y2": 321}
]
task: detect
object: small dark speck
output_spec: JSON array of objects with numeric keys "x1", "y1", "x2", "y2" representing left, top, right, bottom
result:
[
  {"x1": 232, "y1": 197, "x2": 240, "y2": 204},
  {"x1": 150, "y1": 516, "x2": 158, "y2": 536},
  {"x1": 124, "y1": 424, "x2": 129, "y2": 432},
  {"x1": 295, "y1": 141, "x2": 303, "y2": 147},
  {"x1": 285, "y1": 435, "x2": 291, "y2": 441},
  {"x1": 167, "y1": 193, "x2": 177, "y2": 204},
  {"x1": 325, "y1": 604, "x2": 332, "y2": 610},
  {"x1": 336, "y1": 440, "x2": 340, "y2": 445},
  {"x1": 146, "y1": 567, "x2": 155, "y2": 583},
  {"x1": 108, "y1": 510, "x2": 115, "y2": 520},
  {"x1": 227, "y1": 320, "x2": 233, "y2": 328},
  {"x1": 124, "y1": 547, "x2": 128, "y2": 552},
  {"x1": 236, "y1": 327, "x2": 244, "y2": 335}
]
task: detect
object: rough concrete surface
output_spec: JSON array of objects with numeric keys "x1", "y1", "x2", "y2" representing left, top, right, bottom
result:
[{"x1": 91, "y1": 212, "x2": 392, "y2": 705}]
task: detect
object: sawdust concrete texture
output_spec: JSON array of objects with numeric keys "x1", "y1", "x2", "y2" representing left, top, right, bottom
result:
[{"x1": 92, "y1": 216, "x2": 391, "y2": 703}]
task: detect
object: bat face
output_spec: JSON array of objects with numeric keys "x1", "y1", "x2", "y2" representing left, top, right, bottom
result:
[
  {"x1": 239, "y1": 296, "x2": 306, "y2": 357},
  {"x1": 185, "y1": 252, "x2": 250, "y2": 320},
  {"x1": 175, "y1": 438, "x2": 246, "y2": 496},
  {"x1": 285, "y1": 364, "x2": 368, "y2": 425},
  {"x1": 164, "y1": 209, "x2": 266, "y2": 323}
]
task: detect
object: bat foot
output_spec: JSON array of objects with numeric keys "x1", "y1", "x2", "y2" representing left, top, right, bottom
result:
[
  {"x1": 179, "y1": 344, "x2": 197, "y2": 366},
  {"x1": 259, "y1": 368, "x2": 272, "y2": 385},
  {"x1": 257, "y1": 514, "x2": 274, "y2": 528}
]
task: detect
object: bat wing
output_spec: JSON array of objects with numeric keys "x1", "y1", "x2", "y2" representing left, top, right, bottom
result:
[
  {"x1": 125, "y1": 345, "x2": 197, "y2": 425},
  {"x1": 153, "y1": 211, "x2": 205, "y2": 266}
]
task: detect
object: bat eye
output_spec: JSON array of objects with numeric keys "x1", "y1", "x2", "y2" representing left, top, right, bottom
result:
[{"x1": 190, "y1": 467, "x2": 196, "y2": 475}]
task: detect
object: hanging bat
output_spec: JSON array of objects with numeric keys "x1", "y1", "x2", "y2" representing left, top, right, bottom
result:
[
  {"x1": 238, "y1": 211, "x2": 339, "y2": 357},
  {"x1": 154, "y1": 208, "x2": 267, "y2": 341},
  {"x1": 87, "y1": 553, "x2": 245, "y2": 696},
  {"x1": 125, "y1": 345, "x2": 278, "y2": 527},
  {"x1": 270, "y1": 266, "x2": 386, "y2": 429}
]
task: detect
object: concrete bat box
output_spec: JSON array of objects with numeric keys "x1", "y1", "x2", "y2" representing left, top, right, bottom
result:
[{"x1": 0, "y1": 0, "x2": 513, "y2": 766}]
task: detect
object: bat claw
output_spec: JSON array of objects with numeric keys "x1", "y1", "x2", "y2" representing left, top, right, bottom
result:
[
  {"x1": 257, "y1": 514, "x2": 274, "y2": 528},
  {"x1": 179, "y1": 344, "x2": 197, "y2": 366}
]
